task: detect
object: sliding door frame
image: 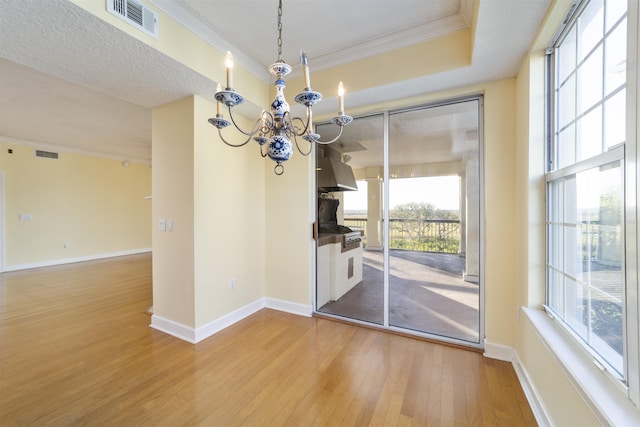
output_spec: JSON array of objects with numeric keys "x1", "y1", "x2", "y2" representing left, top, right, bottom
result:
[{"x1": 314, "y1": 95, "x2": 486, "y2": 350}]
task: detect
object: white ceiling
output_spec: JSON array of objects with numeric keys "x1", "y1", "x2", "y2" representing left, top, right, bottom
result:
[
  {"x1": 0, "y1": 0, "x2": 551, "y2": 164},
  {"x1": 317, "y1": 99, "x2": 480, "y2": 169},
  {"x1": 155, "y1": 0, "x2": 473, "y2": 79}
]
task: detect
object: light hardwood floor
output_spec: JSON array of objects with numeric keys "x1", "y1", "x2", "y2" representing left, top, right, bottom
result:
[{"x1": 0, "y1": 254, "x2": 536, "y2": 426}]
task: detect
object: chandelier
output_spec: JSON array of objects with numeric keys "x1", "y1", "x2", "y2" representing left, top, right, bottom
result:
[{"x1": 207, "y1": 0, "x2": 352, "y2": 175}]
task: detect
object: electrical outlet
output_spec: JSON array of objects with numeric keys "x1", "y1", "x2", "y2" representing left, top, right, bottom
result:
[{"x1": 229, "y1": 279, "x2": 236, "y2": 290}]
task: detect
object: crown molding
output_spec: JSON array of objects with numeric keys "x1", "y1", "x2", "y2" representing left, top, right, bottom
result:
[
  {"x1": 149, "y1": 0, "x2": 271, "y2": 83},
  {"x1": 149, "y1": 1, "x2": 469, "y2": 80}
]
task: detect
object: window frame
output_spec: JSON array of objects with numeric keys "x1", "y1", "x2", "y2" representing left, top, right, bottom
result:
[{"x1": 545, "y1": 0, "x2": 640, "y2": 405}]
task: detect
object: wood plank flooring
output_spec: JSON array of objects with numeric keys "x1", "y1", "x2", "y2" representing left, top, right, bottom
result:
[{"x1": 0, "y1": 254, "x2": 537, "y2": 426}]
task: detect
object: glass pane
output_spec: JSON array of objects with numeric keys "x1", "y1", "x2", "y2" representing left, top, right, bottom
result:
[
  {"x1": 565, "y1": 276, "x2": 589, "y2": 337},
  {"x1": 605, "y1": 0, "x2": 627, "y2": 32},
  {"x1": 548, "y1": 180, "x2": 563, "y2": 223},
  {"x1": 587, "y1": 161, "x2": 624, "y2": 373},
  {"x1": 558, "y1": 124, "x2": 576, "y2": 169},
  {"x1": 591, "y1": 286, "x2": 624, "y2": 374},
  {"x1": 388, "y1": 100, "x2": 480, "y2": 344},
  {"x1": 605, "y1": 19, "x2": 626, "y2": 95},
  {"x1": 578, "y1": 0, "x2": 604, "y2": 62},
  {"x1": 564, "y1": 225, "x2": 582, "y2": 277},
  {"x1": 548, "y1": 268, "x2": 564, "y2": 314},
  {"x1": 578, "y1": 45, "x2": 603, "y2": 115},
  {"x1": 558, "y1": 75, "x2": 576, "y2": 129},
  {"x1": 604, "y1": 89, "x2": 625, "y2": 148},
  {"x1": 563, "y1": 175, "x2": 578, "y2": 223},
  {"x1": 578, "y1": 105, "x2": 602, "y2": 160},
  {"x1": 558, "y1": 26, "x2": 577, "y2": 84},
  {"x1": 316, "y1": 114, "x2": 385, "y2": 325},
  {"x1": 548, "y1": 224, "x2": 563, "y2": 269}
]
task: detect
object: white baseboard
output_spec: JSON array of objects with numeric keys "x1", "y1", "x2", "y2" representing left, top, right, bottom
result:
[
  {"x1": 463, "y1": 273, "x2": 479, "y2": 284},
  {"x1": 483, "y1": 340, "x2": 515, "y2": 362},
  {"x1": 264, "y1": 297, "x2": 313, "y2": 317},
  {"x1": 4, "y1": 248, "x2": 152, "y2": 272},
  {"x1": 150, "y1": 314, "x2": 197, "y2": 343},
  {"x1": 194, "y1": 299, "x2": 266, "y2": 343},
  {"x1": 151, "y1": 297, "x2": 313, "y2": 344},
  {"x1": 512, "y1": 351, "x2": 552, "y2": 427}
]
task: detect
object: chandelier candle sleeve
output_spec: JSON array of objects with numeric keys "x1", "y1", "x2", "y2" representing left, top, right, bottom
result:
[
  {"x1": 225, "y1": 51, "x2": 234, "y2": 89},
  {"x1": 338, "y1": 81, "x2": 345, "y2": 114},
  {"x1": 300, "y1": 50, "x2": 311, "y2": 89}
]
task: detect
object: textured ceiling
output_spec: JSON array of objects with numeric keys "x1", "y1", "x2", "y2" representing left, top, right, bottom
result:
[{"x1": 0, "y1": 0, "x2": 551, "y2": 164}]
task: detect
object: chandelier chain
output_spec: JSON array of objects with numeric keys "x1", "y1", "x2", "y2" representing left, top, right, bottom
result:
[{"x1": 277, "y1": 0, "x2": 283, "y2": 62}]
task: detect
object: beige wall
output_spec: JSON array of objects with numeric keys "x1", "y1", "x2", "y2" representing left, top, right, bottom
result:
[
  {"x1": 152, "y1": 95, "x2": 267, "y2": 330},
  {"x1": 0, "y1": 140, "x2": 151, "y2": 270},
  {"x1": 151, "y1": 97, "x2": 196, "y2": 327},
  {"x1": 517, "y1": 313, "x2": 601, "y2": 426},
  {"x1": 264, "y1": 151, "x2": 315, "y2": 306},
  {"x1": 193, "y1": 95, "x2": 266, "y2": 327},
  {"x1": 512, "y1": 0, "x2": 603, "y2": 424},
  {"x1": 481, "y1": 79, "x2": 519, "y2": 346}
]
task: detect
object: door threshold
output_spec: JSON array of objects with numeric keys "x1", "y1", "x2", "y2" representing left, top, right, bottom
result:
[{"x1": 313, "y1": 311, "x2": 483, "y2": 353}]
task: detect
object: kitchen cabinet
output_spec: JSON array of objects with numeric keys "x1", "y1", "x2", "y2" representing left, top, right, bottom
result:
[{"x1": 317, "y1": 237, "x2": 363, "y2": 308}]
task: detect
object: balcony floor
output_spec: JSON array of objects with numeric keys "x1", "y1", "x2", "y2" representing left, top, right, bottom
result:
[{"x1": 318, "y1": 249, "x2": 480, "y2": 344}]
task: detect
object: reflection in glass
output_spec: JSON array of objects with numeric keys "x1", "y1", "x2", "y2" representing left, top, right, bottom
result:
[
  {"x1": 547, "y1": 160, "x2": 624, "y2": 373},
  {"x1": 387, "y1": 100, "x2": 481, "y2": 343},
  {"x1": 315, "y1": 99, "x2": 483, "y2": 346},
  {"x1": 315, "y1": 114, "x2": 385, "y2": 325}
]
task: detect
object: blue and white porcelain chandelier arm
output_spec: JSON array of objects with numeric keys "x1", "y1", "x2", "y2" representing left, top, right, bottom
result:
[
  {"x1": 207, "y1": 0, "x2": 352, "y2": 175},
  {"x1": 259, "y1": 144, "x2": 269, "y2": 157},
  {"x1": 213, "y1": 110, "x2": 267, "y2": 148},
  {"x1": 285, "y1": 109, "x2": 312, "y2": 137},
  {"x1": 310, "y1": 125, "x2": 347, "y2": 145},
  {"x1": 225, "y1": 105, "x2": 265, "y2": 138}
]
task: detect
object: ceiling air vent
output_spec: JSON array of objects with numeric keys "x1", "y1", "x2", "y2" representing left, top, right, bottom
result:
[
  {"x1": 106, "y1": 0, "x2": 158, "y2": 38},
  {"x1": 35, "y1": 150, "x2": 59, "y2": 160}
]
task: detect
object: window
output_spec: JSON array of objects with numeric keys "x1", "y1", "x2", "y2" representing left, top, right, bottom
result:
[{"x1": 546, "y1": 0, "x2": 638, "y2": 402}]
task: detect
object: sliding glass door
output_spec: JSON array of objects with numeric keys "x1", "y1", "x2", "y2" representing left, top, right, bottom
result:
[
  {"x1": 315, "y1": 114, "x2": 385, "y2": 325},
  {"x1": 315, "y1": 97, "x2": 483, "y2": 347},
  {"x1": 388, "y1": 100, "x2": 481, "y2": 343}
]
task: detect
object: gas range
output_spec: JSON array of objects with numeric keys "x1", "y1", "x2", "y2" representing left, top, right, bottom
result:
[{"x1": 319, "y1": 224, "x2": 362, "y2": 251}]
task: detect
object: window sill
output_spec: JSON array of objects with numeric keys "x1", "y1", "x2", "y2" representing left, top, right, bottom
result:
[{"x1": 522, "y1": 307, "x2": 640, "y2": 426}]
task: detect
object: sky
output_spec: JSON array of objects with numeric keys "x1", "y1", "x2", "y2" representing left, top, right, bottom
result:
[{"x1": 344, "y1": 176, "x2": 460, "y2": 212}]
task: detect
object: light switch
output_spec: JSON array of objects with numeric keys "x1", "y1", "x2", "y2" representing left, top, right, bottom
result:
[
  {"x1": 167, "y1": 219, "x2": 174, "y2": 232},
  {"x1": 158, "y1": 219, "x2": 166, "y2": 231},
  {"x1": 18, "y1": 213, "x2": 32, "y2": 220}
]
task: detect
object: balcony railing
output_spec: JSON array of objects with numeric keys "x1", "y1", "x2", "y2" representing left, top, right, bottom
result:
[{"x1": 344, "y1": 217, "x2": 461, "y2": 254}]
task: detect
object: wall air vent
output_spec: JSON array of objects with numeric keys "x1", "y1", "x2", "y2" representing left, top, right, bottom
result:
[
  {"x1": 35, "y1": 150, "x2": 59, "y2": 160},
  {"x1": 106, "y1": 0, "x2": 158, "y2": 38}
]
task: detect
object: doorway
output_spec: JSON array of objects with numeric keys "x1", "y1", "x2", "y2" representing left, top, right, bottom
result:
[{"x1": 314, "y1": 97, "x2": 483, "y2": 347}]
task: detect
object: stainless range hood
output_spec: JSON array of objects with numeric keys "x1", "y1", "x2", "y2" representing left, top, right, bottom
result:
[{"x1": 317, "y1": 146, "x2": 357, "y2": 192}]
